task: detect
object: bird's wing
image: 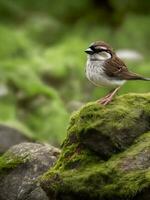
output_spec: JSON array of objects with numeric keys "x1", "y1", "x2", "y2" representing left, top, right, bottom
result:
[{"x1": 104, "y1": 56, "x2": 143, "y2": 80}]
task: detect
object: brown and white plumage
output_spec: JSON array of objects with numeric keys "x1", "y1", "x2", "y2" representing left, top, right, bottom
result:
[{"x1": 85, "y1": 41, "x2": 150, "y2": 105}]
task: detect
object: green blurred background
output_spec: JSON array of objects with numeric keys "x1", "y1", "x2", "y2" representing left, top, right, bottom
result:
[{"x1": 0, "y1": 0, "x2": 149, "y2": 145}]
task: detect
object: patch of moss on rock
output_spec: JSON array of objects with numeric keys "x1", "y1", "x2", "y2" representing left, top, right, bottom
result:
[
  {"x1": 0, "y1": 152, "x2": 25, "y2": 174},
  {"x1": 40, "y1": 93, "x2": 150, "y2": 200},
  {"x1": 0, "y1": 142, "x2": 60, "y2": 200}
]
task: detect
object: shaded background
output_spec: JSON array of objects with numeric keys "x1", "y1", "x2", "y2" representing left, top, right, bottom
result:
[{"x1": 0, "y1": 0, "x2": 149, "y2": 145}]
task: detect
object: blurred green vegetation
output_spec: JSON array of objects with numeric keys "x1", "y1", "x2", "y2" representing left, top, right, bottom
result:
[{"x1": 0, "y1": 0, "x2": 149, "y2": 145}]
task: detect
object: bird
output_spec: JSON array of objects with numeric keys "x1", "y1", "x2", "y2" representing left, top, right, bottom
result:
[{"x1": 85, "y1": 41, "x2": 150, "y2": 105}]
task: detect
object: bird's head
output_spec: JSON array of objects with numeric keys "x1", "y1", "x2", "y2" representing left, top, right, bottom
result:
[{"x1": 85, "y1": 41, "x2": 114, "y2": 61}]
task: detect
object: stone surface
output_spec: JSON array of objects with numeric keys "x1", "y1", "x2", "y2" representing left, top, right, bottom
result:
[
  {"x1": 40, "y1": 93, "x2": 150, "y2": 200},
  {"x1": 0, "y1": 142, "x2": 60, "y2": 200},
  {"x1": 0, "y1": 125, "x2": 31, "y2": 154}
]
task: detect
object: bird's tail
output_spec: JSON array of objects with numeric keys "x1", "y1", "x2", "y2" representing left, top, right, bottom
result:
[
  {"x1": 141, "y1": 77, "x2": 150, "y2": 81},
  {"x1": 127, "y1": 72, "x2": 150, "y2": 81},
  {"x1": 137, "y1": 77, "x2": 150, "y2": 81}
]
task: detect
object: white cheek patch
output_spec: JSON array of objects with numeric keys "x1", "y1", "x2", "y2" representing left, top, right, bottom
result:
[{"x1": 97, "y1": 51, "x2": 111, "y2": 60}]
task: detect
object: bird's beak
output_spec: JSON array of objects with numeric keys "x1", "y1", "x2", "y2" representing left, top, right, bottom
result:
[{"x1": 85, "y1": 47, "x2": 94, "y2": 55}]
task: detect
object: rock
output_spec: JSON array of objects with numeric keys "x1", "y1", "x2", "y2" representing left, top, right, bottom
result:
[
  {"x1": 0, "y1": 142, "x2": 60, "y2": 200},
  {"x1": 40, "y1": 93, "x2": 150, "y2": 200},
  {"x1": 0, "y1": 124, "x2": 32, "y2": 154}
]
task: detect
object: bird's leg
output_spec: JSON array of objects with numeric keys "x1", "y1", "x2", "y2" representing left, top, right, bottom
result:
[
  {"x1": 97, "y1": 88, "x2": 116, "y2": 103},
  {"x1": 97, "y1": 86, "x2": 121, "y2": 105},
  {"x1": 97, "y1": 91, "x2": 113, "y2": 103}
]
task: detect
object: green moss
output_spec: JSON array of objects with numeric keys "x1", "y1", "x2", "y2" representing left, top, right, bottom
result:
[
  {"x1": 0, "y1": 152, "x2": 26, "y2": 174},
  {"x1": 55, "y1": 93, "x2": 150, "y2": 170},
  {"x1": 40, "y1": 93, "x2": 150, "y2": 200},
  {"x1": 41, "y1": 132, "x2": 150, "y2": 199},
  {"x1": 67, "y1": 93, "x2": 150, "y2": 157}
]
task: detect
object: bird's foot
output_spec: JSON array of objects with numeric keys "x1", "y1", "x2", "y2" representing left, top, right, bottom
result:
[
  {"x1": 97, "y1": 93, "x2": 113, "y2": 105},
  {"x1": 97, "y1": 96, "x2": 113, "y2": 105},
  {"x1": 97, "y1": 87, "x2": 121, "y2": 106}
]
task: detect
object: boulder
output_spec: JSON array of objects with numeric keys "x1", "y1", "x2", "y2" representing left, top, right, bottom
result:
[
  {"x1": 0, "y1": 125, "x2": 32, "y2": 154},
  {"x1": 0, "y1": 142, "x2": 60, "y2": 200},
  {"x1": 40, "y1": 93, "x2": 150, "y2": 200}
]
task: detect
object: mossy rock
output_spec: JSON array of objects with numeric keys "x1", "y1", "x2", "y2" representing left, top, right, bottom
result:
[
  {"x1": 40, "y1": 93, "x2": 150, "y2": 200},
  {"x1": 0, "y1": 142, "x2": 60, "y2": 200}
]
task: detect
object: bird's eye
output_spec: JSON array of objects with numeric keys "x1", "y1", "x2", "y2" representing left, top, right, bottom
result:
[
  {"x1": 94, "y1": 48, "x2": 106, "y2": 53},
  {"x1": 89, "y1": 45, "x2": 95, "y2": 51},
  {"x1": 90, "y1": 46, "x2": 102, "y2": 53}
]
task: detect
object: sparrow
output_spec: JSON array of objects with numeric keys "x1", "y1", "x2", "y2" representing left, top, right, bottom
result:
[{"x1": 85, "y1": 41, "x2": 150, "y2": 105}]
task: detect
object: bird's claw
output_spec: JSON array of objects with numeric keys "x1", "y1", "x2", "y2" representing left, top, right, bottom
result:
[{"x1": 97, "y1": 96, "x2": 113, "y2": 105}]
